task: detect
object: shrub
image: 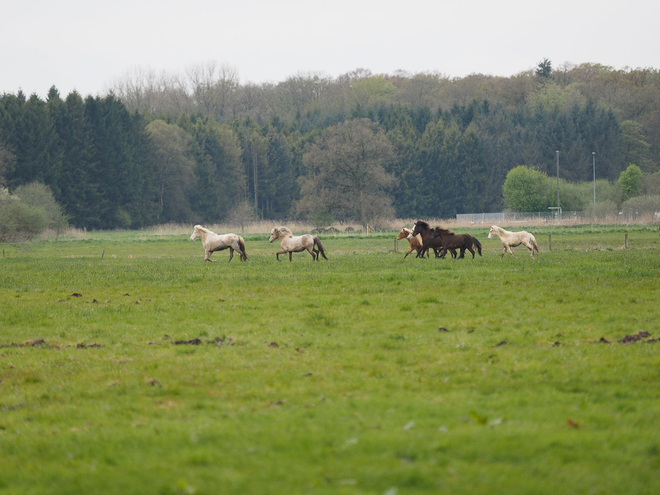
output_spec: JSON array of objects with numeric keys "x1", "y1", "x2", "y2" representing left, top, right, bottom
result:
[
  {"x1": 0, "y1": 189, "x2": 48, "y2": 242},
  {"x1": 621, "y1": 195, "x2": 660, "y2": 215},
  {"x1": 13, "y1": 182, "x2": 69, "y2": 239}
]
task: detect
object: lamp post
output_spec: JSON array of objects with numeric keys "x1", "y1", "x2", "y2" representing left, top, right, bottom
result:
[
  {"x1": 592, "y1": 152, "x2": 596, "y2": 206},
  {"x1": 556, "y1": 151, "x2": 560, "y2": 219}
]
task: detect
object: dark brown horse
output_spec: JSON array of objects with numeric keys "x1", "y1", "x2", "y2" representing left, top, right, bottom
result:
[
  {"x1": 412, "y1": 221, "x2": 481, "y2": 259},
  {"x1": 411, "y1": 221, "x2": 456, "y2": 259}
]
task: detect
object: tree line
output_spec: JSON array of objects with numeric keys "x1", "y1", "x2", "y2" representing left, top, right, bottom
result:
[{"x1": 1, "y1": 60, "x2": 660, "y2": 231}]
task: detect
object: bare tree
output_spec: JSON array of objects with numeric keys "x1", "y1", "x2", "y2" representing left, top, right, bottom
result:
[
  {"x1": 226, "y1": 200, "x2": 257, "y2": 233},
  {"x1": 296, "y1": 119, "x2": 396, "y2": 229},
  {"x1": 186, "y1": 62, "x2": 239, "y2": 120}
]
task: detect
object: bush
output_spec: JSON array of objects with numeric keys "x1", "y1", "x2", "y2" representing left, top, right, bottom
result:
[
  {"x1": 0, "y1": 189, "x2": 48, "y2": 242},
  {"x1": 13, "y1": 182, "x2": 68, "y2": 238},
  {"x1": 621, "y1": 195, "x2": 660, "y2": 215},
  {"x1": 503, "y1": 166, "x2": 552, "y2": 212},
  {"x1": 583, "y1": 200, "x2": 619, "y2": 221}
]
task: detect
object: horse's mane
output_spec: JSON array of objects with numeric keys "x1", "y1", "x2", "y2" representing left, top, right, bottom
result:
[
  {"x1": 434, "y1": 227, "x2": 454, "y2": 235},
  {"x1": 194, "y1": 225, "x2": 212, "y2": 234},
  {"x1": 415, "y1": 220, "x2": 431, "y2": 229},
  {"x1": 275, "y1": 226, "x2": 293, "y2": 235},
  {"x1": 401, "y1": 228, "x2": 412, "y2": 234}
]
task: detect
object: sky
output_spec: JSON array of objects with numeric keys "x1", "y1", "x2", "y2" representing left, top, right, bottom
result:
[{"x1": 2, "y1": 0, "x2": 660, "y2": 98}]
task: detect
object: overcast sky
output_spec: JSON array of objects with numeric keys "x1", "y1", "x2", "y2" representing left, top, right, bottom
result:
[{"x1": 2, "y1": 0, "x2": 659, "y2": 98}]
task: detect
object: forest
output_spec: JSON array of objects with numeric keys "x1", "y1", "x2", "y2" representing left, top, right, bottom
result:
[{"x1": 1, "y1": 60, "x2": 660, "y2": 231}]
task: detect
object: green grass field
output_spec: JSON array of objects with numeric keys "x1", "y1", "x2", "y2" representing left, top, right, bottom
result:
[{"x1": 1, "y1": 225, "x2": 660, "y2": 494}]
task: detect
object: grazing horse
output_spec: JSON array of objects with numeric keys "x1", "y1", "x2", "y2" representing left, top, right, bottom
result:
[
  {"x1": 269, "y1": 226, "x2": 328, "y2": 261},
  {"x1": 488, "y1": 225, "x2": 540, "y2": 259},
  {"x1": 190, "y1": 225, "x2": 248, "y2": 262}
]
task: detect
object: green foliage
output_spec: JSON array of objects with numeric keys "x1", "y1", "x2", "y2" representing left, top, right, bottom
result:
[
  {"x1": 502, "y1": 166, "x2": 551, "y2": 211},
  {"x1": 13, "y1": 182, "x2": 68, "y2": 236},
  {"x1": 4, "y1": 63, "x2": 660, "y2": 227},
  {"x1": 619, "y1": 164, "x2": 643, "y2": 201},
  {"x1": 535, "y1": 58, "x2": 553, "y2": 78},
  {"x1": 0, "y1": 188, "x2": 47, "y2": 242}
]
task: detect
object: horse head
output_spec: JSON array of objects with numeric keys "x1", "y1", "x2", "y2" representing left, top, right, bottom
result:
[
  {"x1": 396, "y1": 228, "x2": 412, "y2": 241},
  {"x1": 190, "y1": 225, "x2": 203, "y2": 241},
  {"x1": 488, "y1": 225, "x2": 500, "y2": 239},
  {"x1": 411, "y1": 221, "x2": 430, "y2": 237},
  {"x1": 269, "y1": 226, "x2": 292, "y2": 243}
]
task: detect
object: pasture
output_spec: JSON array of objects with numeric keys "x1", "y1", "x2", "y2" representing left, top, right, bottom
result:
[{"x1": 1, "y1": 224, "x2": 660, "y2": 494}]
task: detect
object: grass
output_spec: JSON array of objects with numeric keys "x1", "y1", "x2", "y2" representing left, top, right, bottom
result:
[{"x1": 1, "y1": 225, "x2": 660, "y2": 494}]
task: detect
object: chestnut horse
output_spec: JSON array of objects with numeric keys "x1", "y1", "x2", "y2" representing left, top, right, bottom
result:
[
  {"x1": 396, "y1": 228, "x2": 424, "y2": 258},
  {"x1": 269, "y1": 226, "x2": 328, "y2": 261}
]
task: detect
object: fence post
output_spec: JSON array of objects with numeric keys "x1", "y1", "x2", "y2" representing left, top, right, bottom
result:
[
  {"x1": 625, "y1": 233, "x2": 629, "y2": 249},
  {"x1": 549, "y1": 233, "x2": 552, "y2": 251},
  {"x1": 394, "y1": 239, "x2": 398, "y2": 253}
]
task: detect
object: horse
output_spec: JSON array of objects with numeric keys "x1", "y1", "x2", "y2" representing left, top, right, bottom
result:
[
  {"x1": 269, "y1": 226, "x2": 328, "y2": 261},
  {"x1": 190, "y1": 225, "x2": 248, "y2": 262},
  {"x1": 412, "y1": 221, "x2": 478, "y2": 259},
  {"x1": 488, "y1": 225, "x2": 540, "y2": 259},
  {"x1": 430, "y1": 227, "x2": 482, "y2": 259},
  {"x1": 396, "y1": 228, "x2": 425, "y2": 259}
]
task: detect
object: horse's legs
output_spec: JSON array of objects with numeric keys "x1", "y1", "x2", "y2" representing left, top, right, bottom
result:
[
  {"x1": 458, "y1": 248, "x2": 465, "y2": 259},
  {"x1": 204, "y1": 250, "x2": 215, "y2": 262},
  {"x1": 308, "y1": 246, "x2": 317, "y2": 261},
  {"x1": 276, "y1": 250, "x2": 286, "y2": 261},
  {"x1": 227, "y1": 248, "x2": 234, "y2": 263},
  {"x1": 289, "y1": 252, "x2": 293, "y2": 262},
  {"x1": 468, "y1": 247, "x2": 475, "y2": 259},
  {"x1": 501, "y1": 247, "x2": 507, "y2": 259}
]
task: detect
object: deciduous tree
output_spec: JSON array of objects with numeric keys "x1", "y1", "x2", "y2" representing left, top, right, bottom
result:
[{"x1": 296, "y1": 119, "x2": 396, "y2": 228}]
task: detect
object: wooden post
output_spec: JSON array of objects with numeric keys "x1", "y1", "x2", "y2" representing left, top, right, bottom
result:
[
  {"x1": 101, "y1": 248, "x2": 105, "y2": 258},
  {"x1": 549, "y1": 233, "x2": 552, "y2": 251},
  {"x1": 625, "y1": 233, "x2": 629, "y2": 249},
  {"x1": 2, "y1": 249, "x2": 4, "y2": 258},
  {"x1": 394, "y1": 239, "x2": 398, "y2": 253}
]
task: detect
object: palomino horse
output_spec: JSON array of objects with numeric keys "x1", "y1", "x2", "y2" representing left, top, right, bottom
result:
[
  {"x1": 488, "y1": 225, "x2": 540, "y2": 259},
  {"x1": 396, "y1": 228, "x2": 424, "y2": 259},
  {"x1": 269, "y1": 226, "x2": 328, "y2": 261},
  {"x1": 190, "y1": 225, "x2": 248, "y2": 262}
]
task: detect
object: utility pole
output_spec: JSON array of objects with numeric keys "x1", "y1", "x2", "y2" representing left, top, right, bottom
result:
[
  {"x1": 556, "y1": 150, "x2": 560, "y2": 219},
  {"x1": 592, "y1": 152, "x2": 596, "y2": 206}
]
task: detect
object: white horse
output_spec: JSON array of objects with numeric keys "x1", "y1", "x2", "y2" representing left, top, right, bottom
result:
[
  {"x1": 190, "y1": 225, "x2": 248, "y2": 262},
  {"x1": 488, "y1": 225, "x2": 540, "y2": 259},
  {"x1": 269, "y1": 226, "x2": 328, "y2": 261}
]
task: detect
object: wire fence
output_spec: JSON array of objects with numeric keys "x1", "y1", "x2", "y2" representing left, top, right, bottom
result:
[{"x1": 456, "y1": 211, "x2": 583, "y2": 224}]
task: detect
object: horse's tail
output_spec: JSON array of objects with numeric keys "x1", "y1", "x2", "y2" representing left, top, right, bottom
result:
[
  {"x1": 313, "y1": 236, "x2": 328, "y2": 260},
  {"x1": 531, "y1": 236, "x2": 540, "y2": 253},
  {"x1": 472, "y1": 236, "x2": 482, "y2": 256},
  {"x1": 238, "y1": 236, "x2": 249, "y2": 261}
]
